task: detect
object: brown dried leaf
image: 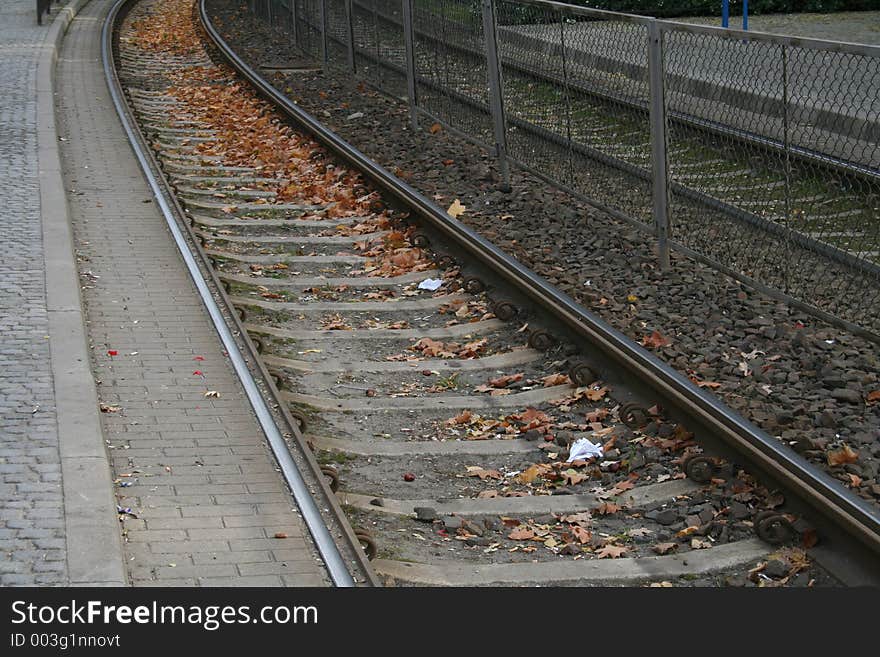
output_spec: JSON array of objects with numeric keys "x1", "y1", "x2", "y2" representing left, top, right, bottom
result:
[
  {"x1": 596, "y1": 544, "x2": 627, "y2": 559},
  {"x1": 642, "y1": 330, "x2": 671, "y2": 349},
  {"x1": 465, "y1": 467, "x2": 502, "y2": 481},
  {"x1": 571, "y1": 526, "x2": 592, "y2": 544},
  {"x1": 508, "y1": 527, "x2": 536, "y2": 541},
  {"x1": 827, "y1": 444, "x2": 859, "y2": 466},
  {"x1": 488, "y1": 373, "x2": 524, "y2": 389},
  {"x1": 594, "y1": 502, "x2": 621, "y2": 516},
  {"x1": 541, "y1": 373, "x2": 572, "y2": 387}
]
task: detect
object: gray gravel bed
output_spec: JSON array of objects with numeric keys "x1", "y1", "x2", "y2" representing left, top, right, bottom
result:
[{"x1": 206, "y1": 1, "x2": 880, "y2": 512}]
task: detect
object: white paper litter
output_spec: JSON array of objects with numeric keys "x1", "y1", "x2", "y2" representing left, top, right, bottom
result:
[
  {"x1": 418, "y1": 278, "x2": 443, "y2": 291},
  {"x1": 566, "y1": 437, "x2": 603, "y2": 462}
]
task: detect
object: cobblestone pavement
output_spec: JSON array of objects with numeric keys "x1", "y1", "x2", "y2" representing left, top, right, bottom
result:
[
  {"x1": 0, "y1": 1, "x2": 69, "y2": 587},
  {"x1": 682, "y1": 11, "x2": 880, "y2": 45}
]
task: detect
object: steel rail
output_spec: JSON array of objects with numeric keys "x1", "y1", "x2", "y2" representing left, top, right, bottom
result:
[
  {"x1": 201, "y1": 0, "x2": 880, "y2": 563},
  {"x1": 103, "y1": 0, "x2": 358, "y2": 587}
]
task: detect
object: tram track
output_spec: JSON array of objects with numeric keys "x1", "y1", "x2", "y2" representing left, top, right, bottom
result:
[{"x1": 107, "y1": 0, "x2": 880, "y2": 586}]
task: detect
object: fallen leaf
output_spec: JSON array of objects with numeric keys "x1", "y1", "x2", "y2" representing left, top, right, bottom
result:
[
  {"x1": 204, "y1": 390, "x2": 220, "y2": 398},
  {"x1": 488, "y1": 373, "x2": 524, "y2": 388},
  {"x1": 541, "y1": 373, "x2": 572, "y2": 387},
  {"x1": 571, "y1": 526, "x2": 592, "y2": 544},
  {"x1": 594, "y1": 502, "x2": 621, "y2": 515},
  {"x1": 516, "y1": 463, "x2": 551, "y2": 484},
  {"x1": 827, "y1": 444, "x2": 859, "y2": 466},
  {"x1": 652, "y1": 542, "x2": 677, "y2": 555},
  {"x1": 627, "y1": 527, "x2": 652, "y2": 538},
  {"x1": 466, "y1": 467, "x2": 502, "y2": 481},
  {"x1": 448, "y1": 410, "x2": 473, "y2": 425},
  {"x1": 446, "y1": 199, "x2": 466, "y2": 218},
  {"x1": 562, "y1": 469, "x2": 588, "y2": 486},
  {"x1": 508, "y1": 527, "x2": 535, "y2": 541},
  {"x1": 429, "y1": 122, "x2": 442, "y2": 134},
  {"x1": 609, "y1": 479, "x2": 635, "y2": 495},
  {"x1": 596, "y1": 544, "x2": 627, "y2": 559},
  {"x1": 559, "y1": 512, "x2": 591, "y2": 526},
  {"x1": 641, "y1": 330, "x2": 671, "y2": 349}
]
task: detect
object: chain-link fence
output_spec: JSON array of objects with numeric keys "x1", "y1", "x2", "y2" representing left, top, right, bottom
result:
[{"x1": 252, "y1": 0, "x2": 880, "y2": 338}]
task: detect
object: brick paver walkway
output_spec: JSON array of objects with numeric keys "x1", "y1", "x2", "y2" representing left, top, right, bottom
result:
[{"x1": 0, "y1": 0, "x2": 69, "y2": 587}]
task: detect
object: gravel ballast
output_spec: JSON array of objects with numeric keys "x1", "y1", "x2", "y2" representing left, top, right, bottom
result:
[{"x1": 206, "y1": 1, "x2": 880, "y2": 511}]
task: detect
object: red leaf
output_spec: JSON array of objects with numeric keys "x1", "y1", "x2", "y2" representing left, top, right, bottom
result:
[{"x1": 641, "y1": 330, "x2": 671, "y2": 349}]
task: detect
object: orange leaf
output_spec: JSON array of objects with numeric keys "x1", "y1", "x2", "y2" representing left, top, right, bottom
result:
[
  {"x1": 448, "y1": 410, "x2": 472, "y2": 425},
  {"x1": 642, "y1": 330, "x2": 671, "y2": 349},
  {"x1": 508, "y1": 527, "x2": 535, "y2": 541},
  {"x1": 827, "y1": 444, "x2": 859, "y2": 466},
  {"x1": 594, "y1": 502, "x2": 621, "y2": 515},
  {"x1": 571, "y1": 526, "x2": 592, "y2": 544},
  {"x1": 541, "y1": 373, "x2": 572, "y2": 387},
  {"x1": 488, "y1": 373, "x2": 524, "y2": 388}
]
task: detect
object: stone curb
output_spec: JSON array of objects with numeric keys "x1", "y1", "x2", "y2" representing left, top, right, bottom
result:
[{"x1": 37, "y1": 0, "x2": 127, "y2": 586}]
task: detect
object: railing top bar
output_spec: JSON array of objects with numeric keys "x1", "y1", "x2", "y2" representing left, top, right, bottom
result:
[
  {"x1": 501, "y1": 0, "x2": 880, "y2": 57},
  {"x1": 494, "y1": 0, "x2": 653, "y2": 25},
  {"x1": 655, "y1": 18, "x2": 880, "y2": 58}
]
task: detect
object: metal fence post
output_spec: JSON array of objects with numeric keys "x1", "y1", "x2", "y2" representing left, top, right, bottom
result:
[
  {"x1": 319, "y1": 0, "x2": 329, "y2": 68},
  {"x1": 344, "y1": 0, "x2": 356, "y2": 72},
  {"x1": 402, "y1": 0, "x2": 419, "y2": 131},
  {"x1": 291, "y1": 0, "x2": 299, "y2": 45},
  {"x1": 782, "y1": 44, "x2": 792, "y2": 294},
  {"x1": 647, "y1": 20, "x2": 670, "y2": 270},
  {"x1": 480, "y1": 0, "x2": 511, "y2": 192}
]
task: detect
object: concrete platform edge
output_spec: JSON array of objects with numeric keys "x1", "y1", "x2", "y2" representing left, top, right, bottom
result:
[{"x1": 38, "y1": 0, "x2": 127, "y2": 586}]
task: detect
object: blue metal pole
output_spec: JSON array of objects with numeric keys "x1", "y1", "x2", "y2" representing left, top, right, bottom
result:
[
  {"x1": 722, "y1": 0, "x2": 729, "y2": 28},
  {"x1": 743, "y1": 0, "x2": 749, "y2": 30}
]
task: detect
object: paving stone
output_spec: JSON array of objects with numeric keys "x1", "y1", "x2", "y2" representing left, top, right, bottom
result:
[{"x1": 0, "y1": 0, "x2": 72, "y2": 587}]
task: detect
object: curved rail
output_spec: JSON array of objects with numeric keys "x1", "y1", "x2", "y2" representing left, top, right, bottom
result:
[
  {"x1": 103, "y1": 0, "x2": 364, "y2": 587},
  {"x1": 200, "y1": 0, "x2": 880, "y2": 567}
]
